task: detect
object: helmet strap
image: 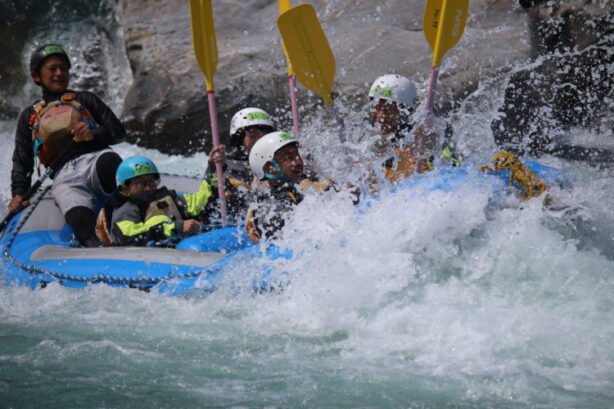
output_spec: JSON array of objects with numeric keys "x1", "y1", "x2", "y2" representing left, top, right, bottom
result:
[{"x1": 263, "y1": 159, "x2": 291, "y2": 182}]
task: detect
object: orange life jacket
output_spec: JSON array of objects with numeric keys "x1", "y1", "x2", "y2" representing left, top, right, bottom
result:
[{"x1": 30, "y1": 92, "x2": 97, "y2": 166}]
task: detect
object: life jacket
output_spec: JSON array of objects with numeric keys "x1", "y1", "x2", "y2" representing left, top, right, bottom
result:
[
  {"x1": 95, "y1": 200, "x2": 116, "y2": 245},
  {"x1": 95, "y1": 188, "x2": 186, "y2": 245},
  {"x1": 383, "y1": 144, "x2": 461, "y2": 185},
  {"x1": 383, "y1": 148, "x2": 420, "y2": 184},
  {"x1": 29, "y1": 92, "x2": 97, "y2": 166},
  {"x1": 144, "y1": 193, "x2": 184, "y2": 222},
  {"x1": 244, "y1": 173, "x2": 333, "y2": 243}
]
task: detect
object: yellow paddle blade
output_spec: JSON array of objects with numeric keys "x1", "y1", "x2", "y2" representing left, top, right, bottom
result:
[
  {"x1": 423, "y1": 0, "x2": 469, "y2": 67},
  {"x1": 189, "y1": 0, "x2": 218, "y2": 91},
  {"x1": 278, "y1": 0, "x2": 294, "y2": 76},
  {"x1": 277, "y1": 4, "x2": 335, "y2": 106}
]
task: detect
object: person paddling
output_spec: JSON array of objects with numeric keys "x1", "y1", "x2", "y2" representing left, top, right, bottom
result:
[
  {"x1": 8, "y1": 44, "x2": 125, "y2": 247},
  {"x1": 205, "y1": 107, "x2": 276, "y2": 183},
  {"x1": 245, "y1": 132, "x2": 355, "y2": 243},
  {"x1": 366, "y1": 74, "x2": 459, "y2": 185}
]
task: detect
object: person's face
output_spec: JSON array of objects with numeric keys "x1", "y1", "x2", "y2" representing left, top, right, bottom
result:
[
  {"x1": 31, "y1": 55, "x2": 70, "y2": 93},
  {"x1": 242, "y1": 126, "x2": 270, "y2": 153},
  {"x1": 266, "y1": 143, "x2": 304, "y2": 185},
  {"x1": 124, "y1": 174, "x2": 159, "y2": 196},
  {"x1": 369, "y1": 98, "x2": 401, "y2": 136}
]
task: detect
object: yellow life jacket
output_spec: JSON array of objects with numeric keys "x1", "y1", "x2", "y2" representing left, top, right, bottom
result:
[
  {"x1": 384, "y1": 148, "x2": 419, "y2": 185},
  {"x1": 30, "y1": 92, "x2": 97, "y2": 166}
]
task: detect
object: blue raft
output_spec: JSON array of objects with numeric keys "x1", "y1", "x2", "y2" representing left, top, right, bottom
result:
[
  {"x1": 0, "y1": 175, "x2": 289, "y2": 295},
  {"x1": 0, "y1": 161, "x2": 570, "y2": 295}
]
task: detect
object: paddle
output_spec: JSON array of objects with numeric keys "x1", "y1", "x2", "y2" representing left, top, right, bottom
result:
[
  {"x1": 277, "y1": 3, "x2": 346, "y2": 143},
  {"x1": 423, "y1": 0, "x2": 469, "y2": 121},
  {"x1": 189, "y1": 0, "x2": 228, "y2": 223},
  {"x1": 0, "y1": 140, "x2": 77, "y2": 233},
  {"x1": 278, "y1": 0, "x2": 301, "y2": 139}
]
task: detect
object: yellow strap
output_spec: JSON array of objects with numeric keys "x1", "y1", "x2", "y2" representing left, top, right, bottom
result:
[{"x1": 478, "y1": 152, "x2": 547, "y2": 201}]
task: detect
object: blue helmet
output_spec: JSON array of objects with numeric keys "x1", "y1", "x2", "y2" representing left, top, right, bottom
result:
[{"x1": 116, "y1": 156, "x2": 159, "y2": 187}]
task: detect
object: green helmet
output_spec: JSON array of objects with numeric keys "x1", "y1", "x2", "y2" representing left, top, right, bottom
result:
[
  {"x1": 29, "y1": 44, "x2": 71, "y2": 73},
  {"x1": 116, "y1": 156, "x2": 159, "y2": 187}
]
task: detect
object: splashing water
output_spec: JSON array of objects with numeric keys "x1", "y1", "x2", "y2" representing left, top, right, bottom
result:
[{"x1": 1, "y1": 2, "x2": 614, "y2": 409}]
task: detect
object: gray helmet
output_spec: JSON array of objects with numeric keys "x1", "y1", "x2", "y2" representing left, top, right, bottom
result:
[{"x1": 29, "y1": 44, "x2": 71, "y2": 73}]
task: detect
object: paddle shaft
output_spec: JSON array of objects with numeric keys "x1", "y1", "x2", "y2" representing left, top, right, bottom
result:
[
  {"x1": 423, "y1": 0, "x2": 469, "y2": 128},
  {"x1": 189, "y1": 0, "x2": 228, "y2": 223},
  {"x1": 424, "y1": 66, "x2": 440, "y2": 129},
  {"x1": 207, "y1": 90, "x2": 228, "y2": 224},
  {"x1": 278, "y1": 0, "x2": 300, "y2": 138},
  {"x1": 288, "y1": 74, "x2": 300, "y2": 138},
  {"x1": 278, "y1": 4, "x2": 344, "y2": 142}
]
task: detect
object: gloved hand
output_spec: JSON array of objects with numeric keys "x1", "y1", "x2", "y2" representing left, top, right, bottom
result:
[{"x1": 298, "y1": 177, "x2": 333, "y2": 192}]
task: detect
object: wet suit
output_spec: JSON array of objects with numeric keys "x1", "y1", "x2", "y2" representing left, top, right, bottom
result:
[{"x1": 11, "y1": 88, "x2": 125, "y2": 247}]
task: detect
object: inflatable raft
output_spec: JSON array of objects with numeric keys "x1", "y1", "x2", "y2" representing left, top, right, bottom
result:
[
  {"x1": 0, "y1": 156, "x2": 570, "y2": 295},
  {"x1": 0, "y1": 175, "x2": 291, "y2": 296}
]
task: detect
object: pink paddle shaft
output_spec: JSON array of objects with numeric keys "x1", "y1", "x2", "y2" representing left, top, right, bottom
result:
[
  {"x1": 207, "y1": 90, "x2": 228, "y2": 224},
  {"x1": 424, "y1": 66, "x2": 440, "y2": 129},
  {"x1": 288, "y1": 74, "x2": 300, "y2": 138}
]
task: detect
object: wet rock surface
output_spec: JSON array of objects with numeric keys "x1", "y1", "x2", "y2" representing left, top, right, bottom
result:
[
  {"x1": 116, "y1": 0, "x2": 531, "y2": 154},
  {"x1": 492, "y1": 0, "x2": 614, "y2": 160}
]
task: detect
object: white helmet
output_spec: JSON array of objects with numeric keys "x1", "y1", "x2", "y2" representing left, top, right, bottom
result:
[
  {"x1": 368, "y1": 74, "x2": 417, "y2": 109},
  {"x1": 249, "y1": 131, "x2": 298, "y2": 180},
  {"x1": 229, "y1": 107, "x2": 275, "y2": 146}
]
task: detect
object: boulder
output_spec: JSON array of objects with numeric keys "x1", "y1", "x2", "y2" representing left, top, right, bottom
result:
[
  {"x1": 492, "y1": 0, "x2": 614, "y2": 160},
  {"x1": 116, "y1": 0, "x2": 530, "y2": 154}
]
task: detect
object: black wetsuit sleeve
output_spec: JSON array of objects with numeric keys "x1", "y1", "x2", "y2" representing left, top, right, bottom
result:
[
  {"x1": 75, "y1": 91, "x2": 125, "y2": 148},
  {"x1": 11, "y1": 108, "x2": 35, "y2": 197}
]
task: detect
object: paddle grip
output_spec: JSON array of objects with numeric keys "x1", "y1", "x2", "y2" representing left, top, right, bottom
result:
[
  {"x1": 207, "y1": 90, "x2": 228, "y2": 224},
  {"x1": 289, "y1": 74, "x2": 300, "y2": 139}
]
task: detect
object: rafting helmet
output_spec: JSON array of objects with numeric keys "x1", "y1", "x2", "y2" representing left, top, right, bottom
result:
[
  {"x1": 116, "y1": 156, "x2": 160, "y2": 187},
  {"x1": 29, "y1": 44, "x2": 71, "y2": 73},
  {"x1": 249, "y1": 131, "x2": 298, "y2": 180},
  {"x1": 368, "y1": 74, "x2": 417, "y2": 109},
  {"x1": 229, "y1": 107, "x2": 275, "y2": 147}
]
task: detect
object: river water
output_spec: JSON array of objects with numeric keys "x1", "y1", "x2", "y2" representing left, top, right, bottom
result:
[{"x1": 1, "y1": 1, "x2": 614, "y2": 408}]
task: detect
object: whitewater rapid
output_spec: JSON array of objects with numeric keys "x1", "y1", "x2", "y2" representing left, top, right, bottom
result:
[
  {"x1": 1, "y1": 1, "x2": 614, "y2": 408},
  {"x1": 2, "y1": 113, "x2": 614, "y2": 408}
]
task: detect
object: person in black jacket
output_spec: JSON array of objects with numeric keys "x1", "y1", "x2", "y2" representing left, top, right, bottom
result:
[
  {"x1": 204, "y1": 107, "x2": 276, "y2": 183},
  {"x1": 8, "y1": 43, "x2": 125, "y2": 247},
  {"x1": 245, "y1": 132, "x2": 355, "y2": 242}
]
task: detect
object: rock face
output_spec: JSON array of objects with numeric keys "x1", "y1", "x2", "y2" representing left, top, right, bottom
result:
[
  {"x1": 115, "y1": 0, "x2": 531, "y2": 154},
  {"x1": 492, "y1": 0, "x2": 613, "y2": 160}
]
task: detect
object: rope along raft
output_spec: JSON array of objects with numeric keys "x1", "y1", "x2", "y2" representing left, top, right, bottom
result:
[
  {"x1": 2, "y1": 186, "x2": 226, "y2": 286},
  {"x1": 3, "y1": 161, "x2": 548, "y2": 288}
]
